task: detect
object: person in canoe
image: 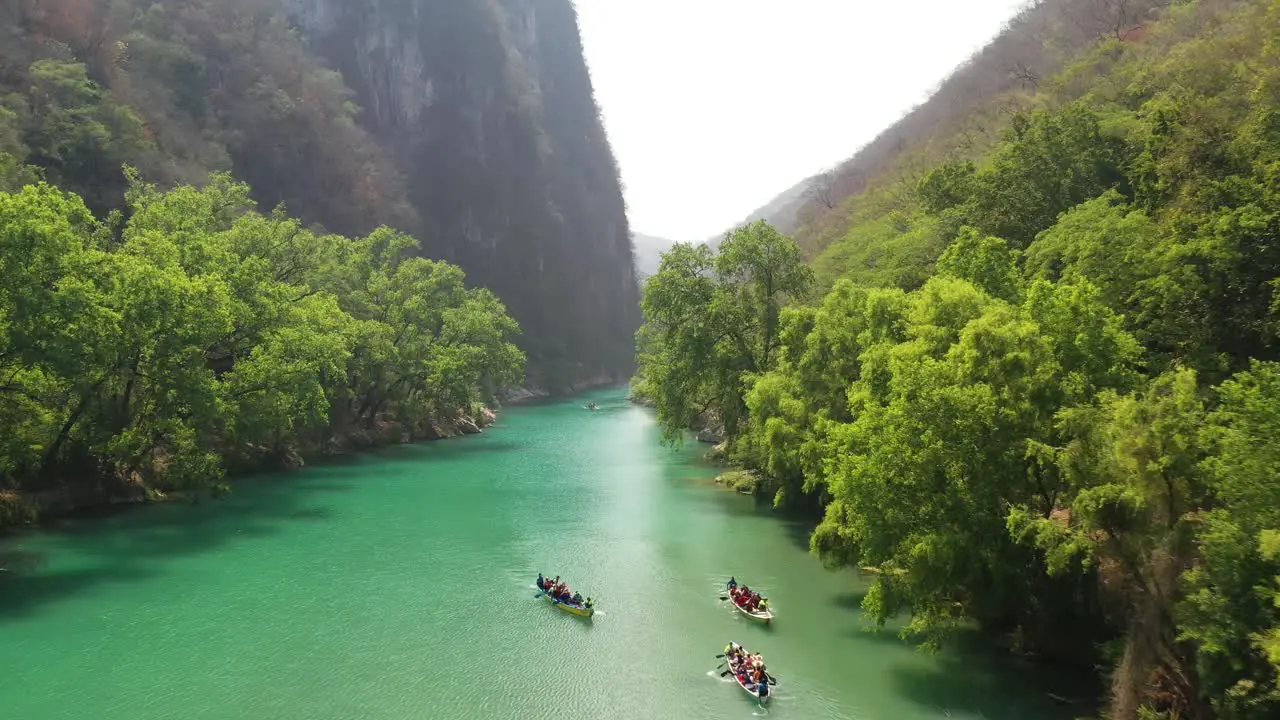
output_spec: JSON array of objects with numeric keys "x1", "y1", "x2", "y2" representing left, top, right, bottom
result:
[
  {"x1": 726, "y1": 644, "x2": 745, "y2": 671},
  {"x1": 539, "y1": 574, "x2": 560, "y2": 592},
  {"x1": 538, "y1": 575, "x2": 591, "y2": 609},
  {"x1": 728, "y1": 645, "x2": 766, "y2": 686},
  {"x1": 729, "y1": 583, "x2": 769, "y2": 613},
  {"x1": 754, "y1": 655, "x2": 771, "y2": 697},
  {"x1": 727, "y1": 577, "x2": 738, "y2": 591}
]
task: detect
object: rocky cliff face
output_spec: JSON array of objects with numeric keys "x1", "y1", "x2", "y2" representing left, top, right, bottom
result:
[{"x1": 284, "y1": 0, "x2": 640, "y2": 390}]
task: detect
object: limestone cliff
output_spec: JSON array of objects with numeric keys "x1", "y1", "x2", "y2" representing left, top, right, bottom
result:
[{"x1": 284, "y1": 0, "x2": 640, "y2": 389}]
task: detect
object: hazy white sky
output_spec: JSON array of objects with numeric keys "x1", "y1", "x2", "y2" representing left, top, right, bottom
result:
[{"x1": 573, "y1": 0, "x2": 1028, "y2": 241}]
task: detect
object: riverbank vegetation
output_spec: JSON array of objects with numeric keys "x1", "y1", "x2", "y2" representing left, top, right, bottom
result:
[
  {"x1": 634, "y1": 1, "x2": 1280, "y2": 717},
  {"x1": 0, "y1": 171, "x2": 524, "y2": 530}
]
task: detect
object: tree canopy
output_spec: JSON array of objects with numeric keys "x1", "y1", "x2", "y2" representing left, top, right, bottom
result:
[
  {"x1": 634, "y1": 2, "x2": 1280, "y2": 717},
  {"x1": 0, "y1": 171, "x2": 523, "y2": 523}
]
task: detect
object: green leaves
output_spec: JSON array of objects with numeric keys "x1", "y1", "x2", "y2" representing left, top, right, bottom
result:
[
  {"x1": 636, "y1": 223, "x2": 811, "y2": 446},
  {"x1": 936, "y1": 228, "x2": 1021, "y2": 303},
  {"x1": 0, "y1": 172, "x2": 523, "y2": 507},
  {"x1": 633, "y1": 1, "x2": 1280, "y2": 715},
  {"x1": 324, "y1": 228, "x2": 523, "y2": 439}
]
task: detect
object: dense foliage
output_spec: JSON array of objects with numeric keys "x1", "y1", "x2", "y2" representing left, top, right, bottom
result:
[
  {"x1": 0, "y1": 0, "x2": 638, "y2": 386},
  {"x1": 635, "y1": 1, "x2": 1280, "y2": 718},
  {"x1": 0, "y1": 171, "x2": 523, "y2": 528}
]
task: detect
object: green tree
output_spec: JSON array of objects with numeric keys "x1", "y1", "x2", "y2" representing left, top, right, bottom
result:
[
  {"x1": 0, "y1": 171, "x2": 524, "y2": 522},
  {"x1": 968, "y1": 104, "x2": 1129, "y2": 249},
  {"x1": 328, "y1": 227, "x2": 523, "y2": 440},
  {"x1": 1179, "y1": 362, "x2": 1280, "y2": 718},
  {"x1": 636, "y1": 221, "x2": 812, "y2": 443},
  {"x1": 20, "y1": 60, "x2": 151, "y2": 212},
  {"x1": 936, "y1": 227, "x2": 1022, "y2": 303}
]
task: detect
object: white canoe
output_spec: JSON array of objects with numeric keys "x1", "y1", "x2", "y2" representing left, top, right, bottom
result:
[
  {"x1": 727, "y1": 585, "x2": 774, "y2": 622},
  {"x1": 726, "y1": 642, "x2": 772, "y2": 705}
]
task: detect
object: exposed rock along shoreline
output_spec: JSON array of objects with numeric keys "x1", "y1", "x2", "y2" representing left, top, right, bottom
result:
[{"x1": 499, "y1": 375, "x2": 627, "y2": 405}]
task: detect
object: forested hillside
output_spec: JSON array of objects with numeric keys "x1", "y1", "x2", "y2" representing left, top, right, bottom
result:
[
  {"x1": 635, "y1": 1, "x2": 1280, "y2": 718},
  {"x1": 0, "y1": 0, "x2": 639, "y2": 390}
]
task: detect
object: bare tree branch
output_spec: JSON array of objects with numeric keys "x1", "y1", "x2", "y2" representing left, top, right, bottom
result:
[{"x1": 803, "y1": 169, "x2": 837, "y2": 210}]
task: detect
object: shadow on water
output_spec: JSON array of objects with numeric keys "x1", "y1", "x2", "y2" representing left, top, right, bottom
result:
[
  {"x1": 319, "y1": 436, "x2": 525, "y2": 467},
  {"x1": 0, "y1": 461, "x2": 369, "y2": 620},
  {"x1": 889, "y1": 658, "x2": 1096, "y2": 720},
  {"x1": 843, "y1": 626, "x2": 1101, "y2": 720},
  {"x1": 689, "y1": 482, "x2": 821, "y2": 554},
  {"x1": 779, "y1": 516, "x2": 818, "y2": 554},
  {"x1": 830, "y1": 590, "x2": 868, "y2": 613}
]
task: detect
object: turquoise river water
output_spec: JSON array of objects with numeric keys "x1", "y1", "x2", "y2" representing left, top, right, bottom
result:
[{"x1": 1, "y1": 388, "x2": 1089, "y2": 719}]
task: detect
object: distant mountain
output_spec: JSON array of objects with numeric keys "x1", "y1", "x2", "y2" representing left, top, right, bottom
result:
[
  {"x1": 632, "y1": 232, "x2": 680, "y2": 278},
  {"x1": 706, "y1": 175, "x2": 814, "y2": 249},
  {"x1": 635, "y1": 176, "x2": 814, "y2": 273}
]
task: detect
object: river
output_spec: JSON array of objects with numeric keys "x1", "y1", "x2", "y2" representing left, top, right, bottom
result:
[{"x1": 0, "y1": 388, "x2": 1087, "y2": 719}]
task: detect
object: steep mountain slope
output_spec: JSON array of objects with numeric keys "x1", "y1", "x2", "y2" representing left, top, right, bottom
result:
[
  {"x1": 0, "y1": 0, "x2": 638, "y2": 391},
  {"x1": 723, "y1": 176, "x2": 812, "y2": 236},
  {"x1": 704, "y1": 175, "x2": 812, "y2": 250},
  {"x1": 737, "y1": 0, "x2": 1173, "y2": 257}
]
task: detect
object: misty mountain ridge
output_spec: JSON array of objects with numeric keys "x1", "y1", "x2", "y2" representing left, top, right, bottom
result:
[{"x1": 632, "y1": 232, "x2": 679, "y2": 278}]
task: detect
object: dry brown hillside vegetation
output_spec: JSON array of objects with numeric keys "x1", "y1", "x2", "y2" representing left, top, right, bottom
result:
[{"x1": 772, "y1": 0, "x2": 1174, "y2": 253}]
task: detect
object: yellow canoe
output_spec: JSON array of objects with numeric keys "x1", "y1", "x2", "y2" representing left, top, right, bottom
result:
[{"x1": 538, "y1": 588, "x2": 595, "y2": 617}]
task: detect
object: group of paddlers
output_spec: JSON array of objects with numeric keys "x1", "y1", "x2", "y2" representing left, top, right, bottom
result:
[
  {"x1": 727, "y1": 577, "x2": 769, "y2": 613},
  {"x1": 724, "y1": 641, "x2": 771, "y2": 698},
  {"x1": 537, "y1": 573, "x2": 593, "y2": 609}
]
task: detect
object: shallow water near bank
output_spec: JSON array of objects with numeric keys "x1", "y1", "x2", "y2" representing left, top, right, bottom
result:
[{"x1": 1, "y1": 388, "x2": 1090, "y2": 719}]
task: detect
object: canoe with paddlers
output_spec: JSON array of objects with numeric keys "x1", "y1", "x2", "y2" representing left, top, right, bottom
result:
[
  {"x1": 724, "y1": 577, "x2": 774, "y2": 622},
  {"x1": 716, "y1": 640, "x2": 775, "y2": 706},
  {"x1": 535, "y1": 573, "x2": 595, "y2": 617}
]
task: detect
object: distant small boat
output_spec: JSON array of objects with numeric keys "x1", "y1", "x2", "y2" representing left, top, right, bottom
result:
[{"x1": 584, "y1": 401, "x2": 599, "y2": 411}]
